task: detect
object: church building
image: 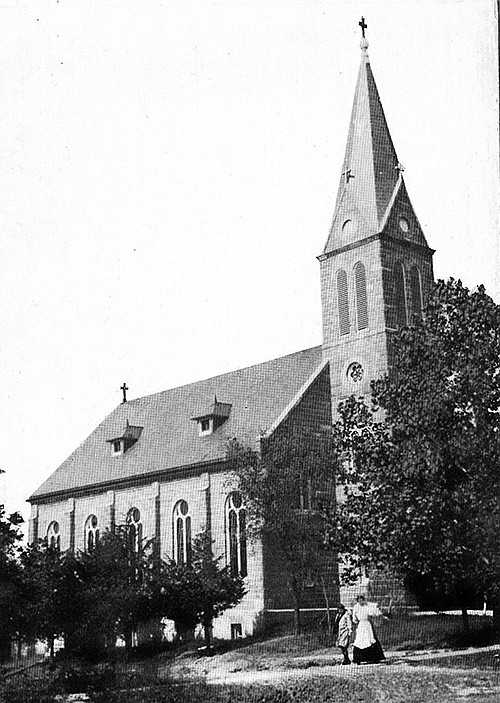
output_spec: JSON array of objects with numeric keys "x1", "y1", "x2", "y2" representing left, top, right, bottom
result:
[{"x1": 28, "y1": 25, "x2": 434, "y2": 639}]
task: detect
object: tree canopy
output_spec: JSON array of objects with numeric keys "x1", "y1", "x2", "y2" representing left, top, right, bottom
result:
[
  {"x1": 333, "y1": 279, "x2": 500, "y2": 622},
  {"x1": 150, "y1": 532, "x2": 246, "y2": 647},
  {"x1": 15, "y1": 525, "x2": 245, "y2": 658},
  {"x1": 227, "y1": 424, "x2": 337, "y2": 633},
  {"x1": 0, "y1": 496, "x2": 25, "y2": 661}
]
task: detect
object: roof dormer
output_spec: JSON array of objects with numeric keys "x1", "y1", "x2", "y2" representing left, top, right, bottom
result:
[
  {"x1": 192, "y1": 395, "x2": 232, "y2": 436},
  {"x1": 107, "y1": 420, "x2": 143, "y2": 455}
]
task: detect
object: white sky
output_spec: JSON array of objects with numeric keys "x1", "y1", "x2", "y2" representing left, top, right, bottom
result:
[{"x1": 0, "y1": 0, "x2": 498, "y2": 528}]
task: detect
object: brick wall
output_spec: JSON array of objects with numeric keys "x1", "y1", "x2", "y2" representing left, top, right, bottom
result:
[{"x1": 261, "y1": 366, "x2": 339, "y2": 616}]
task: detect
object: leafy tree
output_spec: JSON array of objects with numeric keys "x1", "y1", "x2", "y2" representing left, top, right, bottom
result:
[
  {"x1": 332, "y1": 279, "x2": 500, "y2": 630},
  {"x1": 150, "y1": 532, "x2": 246, "y2": 647},
  {"x1": 0, "y1": 498, "x2": 24, "y2": 661},
  {"x1": 227, "y1": 425, "x2": 337, "y2": 634},
  {"x1": 20, "y1": 526, "x2": 153, "y2": 659},
  {"x1": 19, "y1": 540, "x2": 88, "y2": 658},
  {"x1": 78, "y1": 526, "x2": 154, "y2": 654},
  {"x1": 19, "y1": 524, "x2": 244, "y2": 659}
]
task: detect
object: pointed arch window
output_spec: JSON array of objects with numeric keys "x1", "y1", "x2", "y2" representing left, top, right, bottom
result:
[
  {"x1": 336, "y1": 269, "x2": 350, "y2": 336},
  {"x1": 173, "y1": 500, "x2": 192, "y2": 565},
  {"x1": 225, "y1": 491, "x2": 247, "y2": 578},
  {"x1": 84, "y1": 515, "x2": 99, "y2": 553},
  {"x1": 47, "y1": 521, "x2": 60, "y2": 551},
  {"x1": 354, "y1": 262, "x2": 369, "y2": 330},
  {"x1": 126, "y1": 508, "x2": 142, "y2": 553},
  {"x1": 394, "y1": 261, "x2": 408, "y2": 328},
  {"x1": 410, "y1": 265, "x2": 423, "y2": 322}
]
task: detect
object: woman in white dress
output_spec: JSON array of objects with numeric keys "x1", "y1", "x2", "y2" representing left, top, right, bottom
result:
[{"x1": 352, "y1": 595, "x2": 386, "y2": 664}]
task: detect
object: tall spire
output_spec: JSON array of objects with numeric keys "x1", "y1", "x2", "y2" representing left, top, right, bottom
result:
[{"x1": 323, "y1": 19, "x2": 402, "y2": 253}]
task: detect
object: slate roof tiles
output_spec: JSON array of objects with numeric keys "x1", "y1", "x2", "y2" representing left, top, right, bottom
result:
[{"x1": 30, "y1": 346, "x2": 324, "y2": 501}]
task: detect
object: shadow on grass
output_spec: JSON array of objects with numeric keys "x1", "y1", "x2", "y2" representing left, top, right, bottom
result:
[{"x1": 407, "y1": 651, "x2": 500, "y2": 670}]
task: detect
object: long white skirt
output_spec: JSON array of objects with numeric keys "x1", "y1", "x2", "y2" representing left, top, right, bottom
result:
[{"x1": 353, "y1": 620, "x2": 376, "y2": 649}]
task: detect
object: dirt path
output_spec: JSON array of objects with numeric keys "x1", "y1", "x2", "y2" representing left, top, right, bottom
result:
[{"x1": 197, "y1": 645, "x2": 500, "y2": 686}]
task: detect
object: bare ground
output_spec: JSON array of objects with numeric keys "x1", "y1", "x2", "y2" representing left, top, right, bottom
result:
[{"x1": 163, "y1": 643, "x2": 500, "y2": 700}]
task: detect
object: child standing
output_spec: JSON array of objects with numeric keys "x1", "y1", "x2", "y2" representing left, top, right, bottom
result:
[{"x1": 334, "y1": 604, "x2": 352, "y2": 665}]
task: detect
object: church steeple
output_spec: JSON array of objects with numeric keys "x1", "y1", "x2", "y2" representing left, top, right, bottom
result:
[
  {"x1": 319, "y1": 20, "x2": 434, "y2": 401},
  {"x1": 324, "y1": 23, "x2": 412, "y2": 253}
]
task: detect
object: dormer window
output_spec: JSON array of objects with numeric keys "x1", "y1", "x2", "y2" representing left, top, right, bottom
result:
[
  {"x1": 192, "y1": 395, "x2": 231, "y2": 437},
  {"x1": 107, "y1": 420, "x2": 143, "y2": 455}
]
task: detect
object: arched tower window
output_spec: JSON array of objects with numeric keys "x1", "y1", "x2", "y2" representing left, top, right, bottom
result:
[
  {"x1": 47, "y1": 521, "x2": 60, "y2": 551},
  {"x1": 410, "y1": 265, "x2": 423, "y2": 322},
  {"x1": 336, "y1": 269, "x2": 350, "y2": 336},
  {"x1": 225, "y1": 491, "x2": 247, "y2": 578},
  {"x1": 84, "y1": 515, "x2": 99, "y2": 553},
  {"x1": 172, "y1": 500, "x2": 191, "y2": 565},
  {"x1": 393, "y1": 261, "x2": 408, "y2": 328},
  {"x1": 126, "y1": 507, "x2": 142, "y2": 553},
  {"x1": 353, "y1": 262, "x2": 369, "y2": 330}
]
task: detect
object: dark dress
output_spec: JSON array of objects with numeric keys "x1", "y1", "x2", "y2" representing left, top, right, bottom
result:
[{"x1": 352, "y1": 602, "x2": 386, "y2": 664}]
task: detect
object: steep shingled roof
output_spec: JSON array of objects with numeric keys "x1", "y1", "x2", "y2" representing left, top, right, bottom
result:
[
  {"x1": 29, "y1": 346, "x2": 325, "y2": 501},
  {"x1": 324, "y1": 39, "x2": 404, "y2": 253}
]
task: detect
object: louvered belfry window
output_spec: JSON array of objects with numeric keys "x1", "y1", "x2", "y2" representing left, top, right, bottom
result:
[
  {"x1": 354, "y1": 262, "x2": 369, "y2": 330},
  {"x1": 394, "y1": 261, "x2": 408, "y2": 328},
  {"x1": 336, "y1": 269, "x2": 350, "y2": 336},
  {"x1": 410, "y1": 265, "x2": 422, "y2": 321}
]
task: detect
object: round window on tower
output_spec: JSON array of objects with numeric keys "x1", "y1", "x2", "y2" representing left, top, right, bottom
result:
[{"x1": 347, "y1": 362, "x2": 364, "y2": 383}]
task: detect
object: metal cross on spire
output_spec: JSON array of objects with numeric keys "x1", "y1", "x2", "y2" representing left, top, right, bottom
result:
[
  {"x1": 121, "y1": 383, "x2": 129, "y2": 404},
  {"x1": 342, "y1": 169, "x2": 355, "y2": 184},
  {"x1": 359, "y1": 16, "x2": 367, "y2": 39}
]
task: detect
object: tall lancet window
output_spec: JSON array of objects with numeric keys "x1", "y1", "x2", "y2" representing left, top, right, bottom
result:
[
  {"x1": 354, "y1": 262, "x2": 369, "y2": 330},
  {"x1": 84, "y1": 515, "x2": 99, "y2": 553},
  {"x1": 225, "y1": 491, "x2": 247, "y2": 578},
  {"x1": 173, "y1": 500, "x2": 191, "y2": 565},
  {"x1": 126, "y1": 508, "x2": 142, "y2": 553},
  {"x1": 47, "y1": 521, "x2": 61, "y2": 551},
  {"x1": 337, "y1": 269, "x2": 350, "y2": 336},
  {"x1": 410, "y1": 265, "x2": 423, "y2": 322},
  {"x1": 394, "y1": 261, "x2": 408, "y2": 328}
]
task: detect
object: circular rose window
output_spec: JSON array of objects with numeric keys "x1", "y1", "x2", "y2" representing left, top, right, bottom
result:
[{"x1": 347, "y1": 362, "x2": 364, "y2": 383}]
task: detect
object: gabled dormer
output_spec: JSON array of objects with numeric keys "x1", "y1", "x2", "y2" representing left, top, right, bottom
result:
[
  {"x1": 107, "y1": 420, "x2": 143, "y2": 455},
  {"x1": 192, "y1": 395, "x2": 232, "y2": 436}
]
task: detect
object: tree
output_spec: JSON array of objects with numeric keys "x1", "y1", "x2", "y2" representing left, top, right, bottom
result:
[
  {"x1": 0, "y1": 498, "x2": 24, "y2": 661},
  {"x1": 78, "y1": 526, "x2": 155, "y2": 654},
  {"x1": 19, "y1": 524, "x2": 243, "y2": 659},
  {"x1": 20, "y1": 526, "x2": 154, "y2": 659},
  {"x1": 227, "y1": 425, "x2": 337, "y2": 634},
  {"x1": 333, "y1": 279, "x2": 500, "y2": 630},
  {"x1": 150, "y1": 532, "x2": 246, "y2": 648},
  {"x1": 19, "y1": 540, "x2": 89, "y2": 658}
]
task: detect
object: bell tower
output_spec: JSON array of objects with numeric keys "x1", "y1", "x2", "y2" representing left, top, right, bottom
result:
[{"x1": 319, "y1": 21, "x2": 434, "y2": 404}]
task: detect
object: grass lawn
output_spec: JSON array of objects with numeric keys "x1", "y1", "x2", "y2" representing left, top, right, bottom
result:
[
  {"x1": 407, "y1": 649, "x2": 500, "y2": 670},
  {"x1": 2, "y1": 615, "x2": 499, "y2": 702},
  {"x1": 3, "y1": 667, "x2": 500, "y2": 703},
  {"x1": 375, "y1": 613, "x2": 498, "y2": 651},
  {"x1": 203, "y1": 613, "x2": 497, "y2": 663}
]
